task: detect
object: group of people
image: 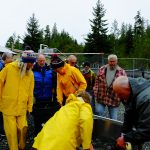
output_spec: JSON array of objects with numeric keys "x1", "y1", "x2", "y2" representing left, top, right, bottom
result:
[
  {"x1": 0, "y1": 51, "x2": 92, "y2": 150},
  {"x1": 0, "y1": 50, "x2": 150, "y2": 150},
  {"x1": 67, "y1": 54, "x2": 127, "y2": 120}
]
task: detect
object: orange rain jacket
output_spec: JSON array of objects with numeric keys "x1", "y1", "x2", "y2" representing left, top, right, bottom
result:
[
  {"x1": 57, "y1": 63, "x2": 87, "y2": 105},
  {"x1": 32, "y1": 94, "x2": 93, "y2": 150}
]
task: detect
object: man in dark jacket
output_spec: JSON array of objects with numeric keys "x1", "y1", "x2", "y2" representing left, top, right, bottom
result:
[
  {"x1": 32, "y1": 54, "x2": 59, "y2": 136},
  {"x1": 113, "y1": 76, "x2": 150, "y2": 149},
  {"x1": 81, "y1": 61, "x2": 96, "y2": 113}
]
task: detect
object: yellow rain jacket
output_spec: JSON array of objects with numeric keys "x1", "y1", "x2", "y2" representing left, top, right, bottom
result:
[
  {"x1": 33, "y1": 94, "x2": 93, "y2": 150},
  {"x1": 57, "y1": 63, "x2": 87, "y2": 105},
  {"x1": 0, "y1": 61, "x2": 34, "y2": 115}
]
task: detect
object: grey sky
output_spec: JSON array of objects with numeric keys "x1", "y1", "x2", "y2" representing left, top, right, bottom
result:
[{"x1": 0, "y1": 0, "x2": 149, "y2": 47}]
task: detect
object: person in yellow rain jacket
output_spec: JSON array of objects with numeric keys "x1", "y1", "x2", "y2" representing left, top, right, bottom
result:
[
  {"x1": 32, "y1": 91, "x2": 93, "y2": 150},
  {"x1": 50, "y1": 54, "x2": 87, "y2": 106},
  {"x1": 0, "y1": 50, "x2": 36, "y2": 150},
  {"x1": 0, "y1": 52, "x2": 13, "y2": 136}
]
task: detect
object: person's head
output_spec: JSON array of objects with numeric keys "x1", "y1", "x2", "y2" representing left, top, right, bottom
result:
[
  {"x1": 66, "y1": 91, "x2": 91, "y2": 104},
  {"x1": 50, "y1": 54, "x2": 65, "y2": 75},
  {"x1": 19, "y1": 50, "x2": 36, "y2": 77},
  {"x1": 108, "y1": 54, "x2": 118, "y2": 70},
  {"x1": 83, "y1": 61, "x2": 90, "y2": 72},
  {"x1": 113, "y1": 76, "x2": 131, "y2": 101},
  {"x1": 2, "y1": 52, "x2": 13, "y2": 64},
  {"x1": 76, "y1": 91, "x2": 91, "y2": 104},
  {"x1": 67, "y1": 55, "x2": 77, "y2": 66},
  {"x1": 37, "y1": 54, "x2": 46, "y2": 67}
]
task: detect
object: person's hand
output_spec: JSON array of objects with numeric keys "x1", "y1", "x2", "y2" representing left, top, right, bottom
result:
[
  {"x1": 83, "y1": 144, "x2": 94, "y2": 150},
  {"x1": 94, "y1": 97, "x2": 97, "y2": 103},
  {"x1": 116, "y1": 136, "x2": 126, "y2": 149},
  {"x1": 59, "y1": 102, "x2": 62, "y2": 107},
  {"x1": 89, "y1": 144, "x2": 94, "y2": 150}
]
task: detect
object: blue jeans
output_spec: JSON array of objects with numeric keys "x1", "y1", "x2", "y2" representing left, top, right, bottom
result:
[
  {"x1": 95, "y1": 102, "x2": 119, "y2": 120},
  {"x1": 86, "y1": 89, "x2": 95, "y2": 114}
]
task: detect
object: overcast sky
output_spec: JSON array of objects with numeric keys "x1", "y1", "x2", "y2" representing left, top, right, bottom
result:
[{"x1": 0, "y1": 0, "x2": 150, "y2": 47}]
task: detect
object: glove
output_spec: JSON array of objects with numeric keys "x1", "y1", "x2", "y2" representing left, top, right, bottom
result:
[{"x1": 116, "y1": 136, "x2": 126, "y2": 149}]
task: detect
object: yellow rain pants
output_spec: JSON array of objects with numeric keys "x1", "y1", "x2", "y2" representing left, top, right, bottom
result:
[{"x1": 3, "y1": 114, "x2": 28, "y2": 150}]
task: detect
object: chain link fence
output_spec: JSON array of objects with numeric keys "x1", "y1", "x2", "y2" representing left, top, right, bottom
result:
[{"x1": 56, "y1": 53, "x2": 150, "y2": 80}]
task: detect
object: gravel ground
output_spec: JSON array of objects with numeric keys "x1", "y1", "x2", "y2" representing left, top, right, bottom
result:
[{"x1": 0, "y1": 104, "x2": 150, "y2": 150}]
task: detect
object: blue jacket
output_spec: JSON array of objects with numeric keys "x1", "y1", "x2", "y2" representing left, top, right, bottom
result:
[
  {"x1": 33, "y1": 63, "x2": 53, "y2": 101},
  {"x1": 0, "y1": 60, "x2": 4, "y2": 71}
]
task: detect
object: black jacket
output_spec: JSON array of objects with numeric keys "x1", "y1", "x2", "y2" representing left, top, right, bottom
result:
[{"x1": 123, "y1": 77, "x2": 150, "y2": 144}]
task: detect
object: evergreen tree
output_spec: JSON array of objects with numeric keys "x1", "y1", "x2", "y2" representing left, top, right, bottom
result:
[
  {"x1": 134, "y1": 11, "x2": 145, "y2": 37},
  {"x1": 49, "y1": 23, "x2": 60, "y2": 49},
  {"x1": 84, "y1": 0, "x2": 109, "y2": 53},
  {"x1": 108, "y1": 20, "x2": 120, "y2": 54},
  {"x1": 51, "y1": 23, "x2": 58, "y2": 39},
  {"x1": 117, "y1": 23, "x2": 128, "y2": 56},
  {"x1": 23, "y1": 14, "x2": 43, "y2": 52},
  {"x1": 125, "y1": 24, "x2": 134, "y2": 55},
  {"x1": 142, "y1": 25, "x2": 150, "y2": 58},
  {"x1": 120, "y1": 23, "x2": 128, "y2": 40},
  {"x1": 5, "y1": 34, "x2": 15, "y2": 49},
  {"x1": 133, "y1": 11, "x2": 145, "y2": 57},
  {"x1": 58, "y1": 30, "x2": 83, "y2": 53},
  {"x1": 44, "y1": 25, "x2": 51, "y2": 47},
  {"x1": 110, "y1": 20, "x2": 120, "y2": 39},
  {"x1": 50, "y1": 29, "x2": 83, "y2": 53},
  {"x1": 5, "y1": 33, "x2": 23, "y2": 50}
]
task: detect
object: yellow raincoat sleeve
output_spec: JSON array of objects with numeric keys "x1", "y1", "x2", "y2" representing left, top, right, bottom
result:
[
  {"x1": 56, "y1": 74, "x2": 63, "y2": 105},
  {"x1": 27, "y1": 72, "x2": 34, "y2": 113},
  {"x1": 0, "y1": 67, "x2": 8, "y2": 110},
  {"x1": 71, "y1": 67, "x2": 87, "y2": 92},
  {"x1": 79, "y1": 103, "x2": 93, "y2": 149}
]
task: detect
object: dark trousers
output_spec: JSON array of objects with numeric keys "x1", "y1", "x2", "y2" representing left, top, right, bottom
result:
[
  {"x1": 0, "y1": 112, "x2": 5, "y2": 135},
  {"x1": 32, "y1": 101, "x2": 60, "y2": 136}
]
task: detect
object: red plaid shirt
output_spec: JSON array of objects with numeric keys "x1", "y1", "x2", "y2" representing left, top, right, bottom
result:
[{"x1": 93, "y1": 65, "x2": 126, "y2": 107}]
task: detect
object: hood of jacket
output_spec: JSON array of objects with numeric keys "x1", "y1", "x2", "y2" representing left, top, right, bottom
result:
[{"x1": 129, "y1": 77, "x2": 150, "y2": 99}]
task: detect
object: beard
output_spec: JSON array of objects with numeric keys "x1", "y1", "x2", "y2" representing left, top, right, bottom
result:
[{"x1": 109, "y1": 65, "x2": 116, "y2": 70}]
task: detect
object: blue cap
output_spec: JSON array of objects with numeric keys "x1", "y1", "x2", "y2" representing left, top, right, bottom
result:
[{"x1": 21, "y1": 50, "x2": 36, "y2": 63}]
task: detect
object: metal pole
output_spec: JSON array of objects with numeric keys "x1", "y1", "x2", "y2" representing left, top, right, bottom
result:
[{"x1": 133, "y1": 59, "x2": 135, "y2": 78}]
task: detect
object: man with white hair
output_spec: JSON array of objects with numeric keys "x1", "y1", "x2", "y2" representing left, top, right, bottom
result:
[
  {"x1": 93, "y1": 54, "x2": 126, "y2": 120},
  {"x1": 0, "y1": 50, "x2": 36, "y2": 150},
  {"x1": 32, "y1": 54, "x2": 59, "y2": 136},
  {"x1": 2, "y1": 52, "x2": 13, "y2": 65},
  {"x1": 67, "y1": 54, "x2": 79, "y2": 68}
]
